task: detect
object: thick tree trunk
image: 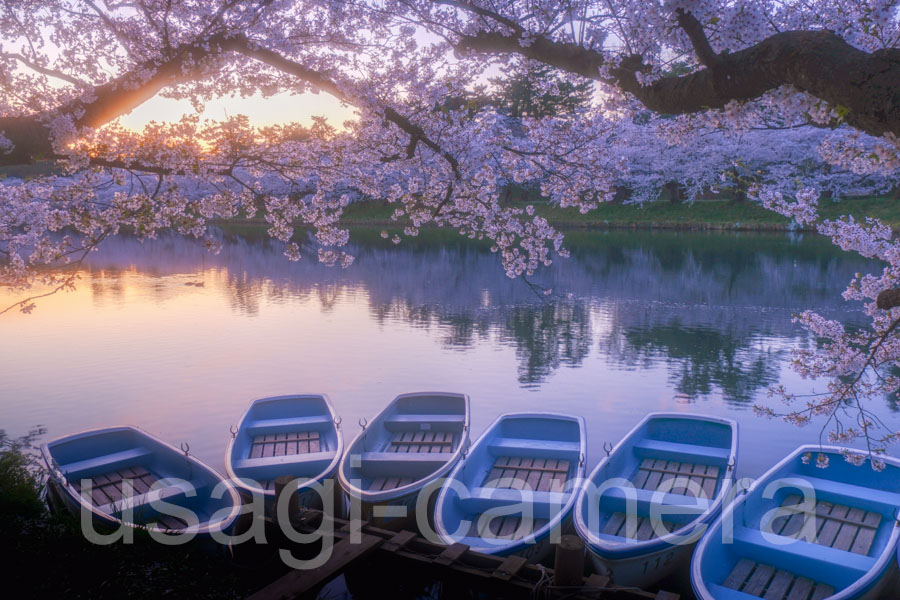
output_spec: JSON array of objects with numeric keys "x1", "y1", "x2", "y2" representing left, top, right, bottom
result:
[{"x1": 456, "y1": 29, "x2": 900, "y2": 138}]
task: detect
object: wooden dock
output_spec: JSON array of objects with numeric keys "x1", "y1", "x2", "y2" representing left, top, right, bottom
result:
[{"x1": 248, "y1": 508, "x2": 680, "y2": 600}]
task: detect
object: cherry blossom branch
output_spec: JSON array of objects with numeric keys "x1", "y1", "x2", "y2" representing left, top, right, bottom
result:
[
  {"x1": 454, "y1": 14, "x2": 900, "y2": 137},
  {"x1": 673, "y1": 9, "x2": 720, "y2": 68},
  {"x1": 1, "y1": 53, "x2": 88, "y2": 87}
]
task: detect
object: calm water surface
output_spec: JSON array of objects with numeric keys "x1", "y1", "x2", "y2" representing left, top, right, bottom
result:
[{"x1": 2, "y1": 228, "x2": 898, "y2": 478}]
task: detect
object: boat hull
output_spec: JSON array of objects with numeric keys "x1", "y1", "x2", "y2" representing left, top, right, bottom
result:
[
  {"x1": 434, "y1": 412, "x2": 586, "y2": 560},
  {"x1": 226, "y1": 393, "x2": 344, "y2": 517},
  {"x1": 339, "y1": 392, "x2": 470, "y2": 532},
  {"x1": 574, "y1": 412, "x2": 738, "y2": 590},
  {"x1": 691, "y1": 445, "x2": 900, "y2": 600},
  {"x1": 42, "y1": 426, "x2": 241, "y2": 540},
  {"x1": 586, "y1": 540, "x2": 690, "y2": 588}
]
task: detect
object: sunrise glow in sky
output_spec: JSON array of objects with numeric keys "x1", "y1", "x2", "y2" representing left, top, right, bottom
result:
[{"x1": 118, "y1": 90, "x2": 357, "y2": 131}]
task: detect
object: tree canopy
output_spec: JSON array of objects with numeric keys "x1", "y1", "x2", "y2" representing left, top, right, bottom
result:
[{"x1": 1, "y1": 0, "x2": 898, "y2": 464}]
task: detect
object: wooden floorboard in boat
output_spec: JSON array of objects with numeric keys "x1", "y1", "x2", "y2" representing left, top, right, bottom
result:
[
  {"x1": 71, "y1": 466, "x2": 158, "y2": 504},
  {"x1": 633, "y1": 458, "x2": 719, "y2": 498},
  {"x1": 723, "y1": 558, "x2": 834, "y2": 600},
  {"x1": 774, "y1": 494, "x2": 881, "y2": 555},
  {"x1": 482, "y1": 456, "x2": 569, "y2": 492},
  {"x1": 68, "y1": 466, "x2": 188, "y2": 530},
  {"x1": 388, "y1": 431, "x2": 453, "y2": 453},
  {"x1": 602, "y1": 512, "x2": 676, "y2": 541},
  {"x1": 467, "y1": 515, "x2": 550, "y2": 540},
  {"x1": 249, "y1": 431, "x2": 320, "y2": 459}
]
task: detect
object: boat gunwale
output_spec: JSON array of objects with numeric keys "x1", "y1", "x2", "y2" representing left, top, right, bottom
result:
[
  {"x1": 337, "y1": 391, "x2": 471, "y2": 504},
  {"x1": 691, "y1": 443, "x2": 900, "y2": 600},
  {"x1": 225, "y1": 393, "x2": 344, "y2": 497},
  {"x1": 433, "y1": 411, "x2": 587, "y2": 556},
  {"x1": 574, "y1": 411, "x2": 739, "y2": 559},
  {"x1": 42, "y1": 424, "x2": 242, "y2": 536}
]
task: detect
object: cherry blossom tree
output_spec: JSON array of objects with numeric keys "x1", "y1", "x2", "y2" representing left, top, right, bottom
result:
[{"x1": 1, "y1": 0, "x2": 898, "y2": 464}]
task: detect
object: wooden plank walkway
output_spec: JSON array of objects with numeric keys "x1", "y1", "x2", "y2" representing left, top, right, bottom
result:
[
  {"x1": 772, "y1": 494, "x2": 882, "y2": 555},
  {"x1": 250, "y1": 509, "x2": 679, "y2": 600},
  {"x1": 69, "y1": 466, "x2": 187, "y2": 530},
  {"x1": 723, "y1": 558, "x2": 834, "y2": 600}
]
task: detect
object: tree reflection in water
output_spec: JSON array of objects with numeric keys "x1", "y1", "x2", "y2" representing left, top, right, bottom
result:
[{"x1": 79, "y1": 228, "x2": 879, "y2": 401}]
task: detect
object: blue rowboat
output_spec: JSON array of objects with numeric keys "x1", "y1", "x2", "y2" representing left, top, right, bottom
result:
[
  {"x1": 338, "y1": 392, "x2": 469, "y2": 530},
  {"x1": 42, "y1": 426, "x2": 240, "y2": 537},
  {"x1": 225, "y1": 394, "x2": 343, "y2": 511},
  {"x1": 433, "y1": 412, "x2": 586, "y2": 561},
  {"x1": 692, "y1": 445, "x2": 900, "y2": 600},
  {"x1": 574, "y1": 412, "x2": 738, "y2": 587}
]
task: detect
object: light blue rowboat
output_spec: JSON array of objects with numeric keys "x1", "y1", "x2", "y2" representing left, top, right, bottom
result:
[
  {"x1": 42, "y1": 426, "x2": 241, "y2": 536},
  {"x1": 338, "y1": 392, "x2": 469, "y2": 529},
  {"x1": 225, "y1": 394, "x2": 343, "y2": 509},
  {"x1": 692, "y1": 445, "x2": 900, "y2": 600},
  {"x1": 433, "y1": 412, "x2": 586, "y2": 561},
  {"x1": 574, "y1": 412, "x2": 738, "y2": 588}
]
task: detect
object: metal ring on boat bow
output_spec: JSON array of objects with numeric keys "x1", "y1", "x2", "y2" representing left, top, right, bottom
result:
[{"x1": 334, "y1": 415, "x2": 342, "y2": 430}]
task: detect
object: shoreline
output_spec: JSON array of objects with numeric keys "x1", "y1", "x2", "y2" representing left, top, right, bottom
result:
[
  {"x1": 214, "y1": 197, "x2": 900, "y2": 234},
  {"x1": 213, "y1": 196, "x2": 900, "y2": 235}
]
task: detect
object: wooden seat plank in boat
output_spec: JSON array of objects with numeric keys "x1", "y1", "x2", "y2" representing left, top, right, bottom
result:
[
  {"x1": 722, "y1": 558, "x2": 834, "y2": 600},
  {"x1": 770, "y1": 494, "x2": 882, "y2": 556}
]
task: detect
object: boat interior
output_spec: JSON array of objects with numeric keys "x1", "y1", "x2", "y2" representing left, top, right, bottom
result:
[
  {"x1": 439, "y1": 415, "x2": 583, "y2": 547},
  {"x1": 700, "y1": 453, "x2": 900, "y2": 600},
  {"x1": 583, "y1": 416, "x2": 735, "y2": 545},
  {"x1": 230, "y1": 395, "x2": 340, "y2": 491},
  {"x1": 48, "y1": 427, "x2": 233, "y2": 531},
  {"x1": 343, "y1": 393, "x2": 468, "y2": 493}
]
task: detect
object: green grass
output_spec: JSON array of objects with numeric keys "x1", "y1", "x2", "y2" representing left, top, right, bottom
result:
[{"x1": 241, "y1": 195, "x2": 900, "y2": 232}]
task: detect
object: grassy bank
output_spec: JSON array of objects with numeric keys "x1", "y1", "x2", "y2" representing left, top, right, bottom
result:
[
  {"x1": 221, "y1": 196, "x2": 900, "y2": 233},
  {"x1": 0, "y1": 432, "x2": 275, "y2": 599}
]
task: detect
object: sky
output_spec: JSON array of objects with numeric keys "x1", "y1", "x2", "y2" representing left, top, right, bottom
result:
[{"x1": 117, "y1": 90, "x2": 357, "y2": 131}]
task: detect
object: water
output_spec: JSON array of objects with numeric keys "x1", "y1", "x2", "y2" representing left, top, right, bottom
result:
[{"x1": 2, "y1": 228, "x2": 897, "y2": 479}]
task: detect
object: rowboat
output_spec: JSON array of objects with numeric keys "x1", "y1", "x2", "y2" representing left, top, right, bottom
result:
[
  {"x1": 337, "y1": 392, "x2": 469, "y2": 530},
  {"x1": 574, "y1": 412, "x2": 738, "y2": 588},
  {"x1": 433, "y1": 412, "x2": 586, "y2": 561},
  {"x1": 42, "y1": 426, "x2": 240, "y2": 536},
  {"x1": 225, "y1": 394, "x2": 343, "y2": 511},
  {"x1": 692, "y1": 445, "x2": 900, "y2": 600}
]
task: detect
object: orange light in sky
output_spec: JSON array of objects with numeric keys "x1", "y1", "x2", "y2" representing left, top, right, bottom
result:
[{"x1": 119, "y1": 91, "x2": 357, "y2": 131}]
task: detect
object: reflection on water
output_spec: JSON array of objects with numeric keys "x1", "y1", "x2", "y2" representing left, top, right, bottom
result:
[{"x1": 0, "y1": 228, "x2": 895, "y2": 476}]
